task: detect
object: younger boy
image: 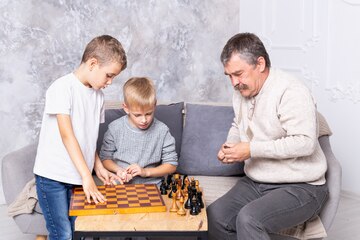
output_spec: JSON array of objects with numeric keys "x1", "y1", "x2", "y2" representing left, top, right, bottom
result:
[
  {"x1": 33, "y1": 35, "x2": 127, "y2": 239},
  {"x1": 99, "y1": 77, "x2": 178, "y2": 185}
]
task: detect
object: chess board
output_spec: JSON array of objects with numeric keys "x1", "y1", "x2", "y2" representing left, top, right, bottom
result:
[{"x1": 69, "y1": 184, "x2": 166, "y2": 216}]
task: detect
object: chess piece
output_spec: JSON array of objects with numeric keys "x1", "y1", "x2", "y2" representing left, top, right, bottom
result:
[
  {"x1": 176, "y1": 179, "x2": 183, "y2": 200},
  {"x1": 169, "y1": 187, "x2": 179, "y2": 212},
  {"x1": 190, "y1": 195, "x2": 199, "y2": 215},
  {"x1": 195, "y1": 180, "x2": 200, "y2": 192},
  {"x1": 168, "y1": 181, "x2": 177, "y2": 198},
  {"x1": 182, "y1": 176, "x2": 189, "y2": 199},
  {"x1": 174, "y1": 173, "x2": 180, "y2": 181},
  {"x1": 166, "y1": 174, "x2": 173, "y2": 190},
  {"x1": 196, "y1": 191, "x2": 204, "y2": 209},
  {"x1": 182, "y1": 175, "x2": 188, "y2": 189},
  {"x1": 177, "y1": 196, "x2": 186, "y2": 216},
  {"x1": 160, "y1": 178, "x2": 167, "y2": 195},
  {"x1": 195, "y1": 193, "x2": 201, "y2": 213},
  {"x1": 184, "y1": 186, "x2": 192, "y2": 209}
]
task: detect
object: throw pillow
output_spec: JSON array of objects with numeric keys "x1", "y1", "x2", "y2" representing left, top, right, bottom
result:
[{"x1": 177, "y1": 103, "x2": 244, "y2": 176}]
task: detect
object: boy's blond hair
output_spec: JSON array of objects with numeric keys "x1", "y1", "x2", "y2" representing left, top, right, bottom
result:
[
  {"x1": 81, "y1": 35, "x2": 127, "y2": 71},
  {"x1": 123, "y1": 77, "x2": 156, "y2": 108}
]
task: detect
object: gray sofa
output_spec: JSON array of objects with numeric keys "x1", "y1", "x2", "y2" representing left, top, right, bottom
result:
[{"x1": 2, "y1": 102, "x2": 341, "y2": 238}]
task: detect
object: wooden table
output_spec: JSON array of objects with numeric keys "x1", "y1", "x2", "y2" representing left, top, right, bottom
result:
[{"x1": 73, "y1": 192, "x2": 208, "y2": 240}]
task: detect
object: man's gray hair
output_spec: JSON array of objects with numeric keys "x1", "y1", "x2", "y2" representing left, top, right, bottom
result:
[{"x1": 220, "y1": 33, "x2": 271, "y2": 68}]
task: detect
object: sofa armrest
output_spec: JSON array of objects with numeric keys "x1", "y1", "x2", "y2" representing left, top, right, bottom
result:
[
  {"x1": 318, "y1": 136, "x2": 342, "y2": 231},
  {"x1": 1, "y1": 143, "x2": 38, "y2": 205}
]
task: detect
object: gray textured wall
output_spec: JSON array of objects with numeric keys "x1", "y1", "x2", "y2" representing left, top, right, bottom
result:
[{"x1": 0, "y1": 0, "x2": 239, "y2": 202}]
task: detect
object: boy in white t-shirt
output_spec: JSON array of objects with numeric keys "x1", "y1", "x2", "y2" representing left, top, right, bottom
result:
[{"x1": 33, "y1": 35, "x2": 127, "y2": 239}]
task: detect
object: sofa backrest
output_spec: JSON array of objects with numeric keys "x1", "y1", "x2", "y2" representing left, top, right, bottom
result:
[{"x1": 97, "y1": 101, "x2": 245, "y2": 177}]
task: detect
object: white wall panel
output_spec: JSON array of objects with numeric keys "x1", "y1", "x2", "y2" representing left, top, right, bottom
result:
[{"x1": 239, "y1": 0, "x2": 360, "y2": 194}]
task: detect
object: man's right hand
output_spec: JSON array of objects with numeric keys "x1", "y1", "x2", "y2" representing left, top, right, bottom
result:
[{"x1": 218, "y1": 143, "x2": 231, "y2": 162}]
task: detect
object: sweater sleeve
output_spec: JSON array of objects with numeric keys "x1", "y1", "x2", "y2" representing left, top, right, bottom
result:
[
  {"x1": 226, "y1": 91, "x2": 242, "y2": 143},
  {"x1": 250, "y1": 84, "x2": 318, "y2": 159},
  {"x1": 99, "y1": 126, "x2": 117, "y2": 161},
  {"x1": 161, "y1": 130, "x2": 178, "y2": 166}
]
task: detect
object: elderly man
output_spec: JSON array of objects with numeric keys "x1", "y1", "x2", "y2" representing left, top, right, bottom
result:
[{"x1": 207, "y1": 33, "x2": 328, "y2": 240}]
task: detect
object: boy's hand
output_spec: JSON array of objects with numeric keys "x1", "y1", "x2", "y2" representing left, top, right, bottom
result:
[
  {"x1": 82, "y1": 175, "x2": 106, "y2": 204},
  {"x1": 126, "y1": 163, "x2": 146, "y2": 178},
  {"x1": 116, "y1": 168, "x2": 133, "y2": 184},
  {"x1": 95, "y1": 167, "x2": 122, "y2": 185}
]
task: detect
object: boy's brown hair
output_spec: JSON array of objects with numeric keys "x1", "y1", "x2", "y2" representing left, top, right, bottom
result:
[
  {"x1": 81, "y1": 35, "x2": 127, "y2": 71},
  {"x1": 123, "y1": 77, "x2": 156, "y2": 108}
]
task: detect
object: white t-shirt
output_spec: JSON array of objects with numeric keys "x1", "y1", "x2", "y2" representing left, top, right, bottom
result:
[{"x1": 33, "y1": 73, "x2": 105, "y2": 185}]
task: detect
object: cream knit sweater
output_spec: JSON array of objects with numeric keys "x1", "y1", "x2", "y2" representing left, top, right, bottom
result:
[{"x1": 227, "y1": 68, "x2": 327, "y2": 185}]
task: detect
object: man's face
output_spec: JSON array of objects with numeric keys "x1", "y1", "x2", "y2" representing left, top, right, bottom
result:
[
  {"x1": 123, "y1": 104, "x2": 156, "y2": 130},
  {"x1": 224, "y1": 54, "x2": 263, "y2": 98}
]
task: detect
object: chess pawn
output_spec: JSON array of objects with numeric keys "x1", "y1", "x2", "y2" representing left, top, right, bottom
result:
[
  {"x1": 194, "y1": 194, "x2": 201, "y2": 213},
  {"x1": 195, "y1": 180, "x2": 200, "y2": 192},
  {"x1": 196, "y1": 191, "x2": 204, "y2": 208},
  {"x1": 182, "y1": 175, "x2": 188, "y2": 189},
  {"x1": 160, "y1": 178, "x2": 167, "y2": 195},
  {"x1": 168, "y1": 186, "x2": 173, "y2": 198},
  {"x1": 169, "y1": 188, "x2": 178, "y2": 212},
  {"x1": 176, "y1": 181, "x2": 183, "y2": 200},
  {"x1": 174, "y1": 173, "x2": 180, "y2": 180},
  {"x1": 183, "y1": 176, "x2": 189, "y2": 190},
  {"x1": 177, "y1": 196, "x2": 186, "y2": 216},
  {"x1": 168, "y1": 182, "x2": 176, "y2": 198},
  {"x1": 166, "y1": 174, "x2": 173, "y2": 190},
  {"x1": 160, "y1": 182, "x2": 167, "y2": 195},
  {"x1": 190, "y1": 195, "x2": 199, "y2": 215},
  {"x1": 184, "y1": 187, "x2": 192, "y2": 209}
]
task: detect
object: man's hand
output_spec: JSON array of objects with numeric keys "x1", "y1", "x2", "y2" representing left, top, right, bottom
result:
[
  {"x1": 218, "y1": 142, "x2": 250, "y2": 164},
  {"x1": 82, "y1": 175, "x2": 106, "y2": 204}
]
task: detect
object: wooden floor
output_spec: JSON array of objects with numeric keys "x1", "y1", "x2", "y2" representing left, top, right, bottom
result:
[{"x1": 1, "y1": 191, "x2": 360, "y2": 240}]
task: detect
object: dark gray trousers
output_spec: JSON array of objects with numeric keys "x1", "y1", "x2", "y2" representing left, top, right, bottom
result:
[{"x1": 207, "y1": 176, "x2": 328, "y2": 240}]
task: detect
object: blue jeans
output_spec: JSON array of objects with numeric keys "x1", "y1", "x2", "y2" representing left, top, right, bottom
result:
[
  {"x1": 207, "y1": 176, "x2": 329, "y2": 240},
  {"x1": 35, "y1": 175, "x2": 76, "y2": 240}
]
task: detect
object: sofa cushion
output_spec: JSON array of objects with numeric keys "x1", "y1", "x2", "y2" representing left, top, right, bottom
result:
[
  {"x1": 177, "y1": 103, "x2": 245, "y2": 176},
  {"x1": 190, "y1": 175, "x2": 240, "y2": 206},
  {"x1": 96, "y1": 102, "x2": 184, "y2": 157}
]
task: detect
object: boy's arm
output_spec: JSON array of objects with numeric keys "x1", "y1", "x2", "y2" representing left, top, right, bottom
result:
[
  {"x1": 102, "y1": 159, "x2": 129, "y2": 184},
  {"x1": 57, "y1": 114, "x2": 105, "y2": 204},
  {"x1": 126, "y1": 163, "x2": 176, "y2": 178},
  {"x1": 94, "y1": 153, "x2": 122, "y2": 185},
  {"x1": 102, "y1": 159, "x2": 126, "y2": 176}
]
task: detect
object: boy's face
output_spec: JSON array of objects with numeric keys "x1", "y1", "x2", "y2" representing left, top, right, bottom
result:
[
  {"x1": 87, "y1": 59, "x2": 123, "y2": 90},
  {"x1": 123, "y1": 104, "x2": 156, "y2": 130}
]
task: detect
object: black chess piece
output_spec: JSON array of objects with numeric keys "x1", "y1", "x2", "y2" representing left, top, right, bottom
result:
[
  {"x1": 168, "y1": 183, "x2": 177, "y2": 198},
  {"x1": 196, "y1": 191, "x2": 204, "y2": 208},
  {"x1": 168, "y1": 185, "x2": 173, "y2": 198},
  {"x1": 182, "y1": 174, "x2": 188, "y2": 190},
  {"x1": 160, "y1": 178, "x2": 167, "y2": 195},
  {"x1": 195, "y1": 193, "x2": 201, "y2": 213},
  {"x1": 166, "y1": 174, "x2": 173, "y2": 190},
  {"x1": 185, "y1": 187, "x2": 192, "y2": 209},
  {"x1": 190, "y1": 195, "x2": 199, "y2": 215}
]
